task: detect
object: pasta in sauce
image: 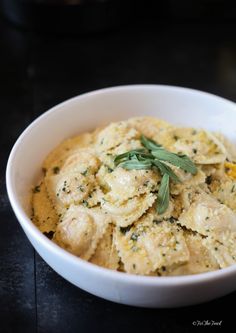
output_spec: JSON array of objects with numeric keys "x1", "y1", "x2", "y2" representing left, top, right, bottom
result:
[{"x1": 32, "y1": 117, "x2": 236, "y2": 276}]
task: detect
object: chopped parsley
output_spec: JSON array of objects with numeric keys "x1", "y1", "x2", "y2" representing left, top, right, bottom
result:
[
  {"x1": 81, "y1": 169, "x2": 88, "y2": 176},
  {"x1": 105, "y1": 165, "x2": 113, "y2": 173},
  {"x1": 82, "y1": 200, "x2": 89, "y2": 207},
  {"x1": 130, "y1": 233, "x2": 139, "y2": 241},
  {"x1": 53, "y1": 166, "x2": 60, "y2": 174},
  {"x1": 153, "y1": 219, "x2": 162, "y2": 225},
  {"x1": 168, "y1": 216, "x2": 177, "y2": 223},
  {"x1": 205, "y1": 175, "x2": 212, "y2": 185}
]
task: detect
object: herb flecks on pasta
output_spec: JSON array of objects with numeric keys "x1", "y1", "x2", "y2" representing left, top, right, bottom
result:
[
  {"x1": 114, "y1": 135, "x2": 197, "y2": 214},
  {"x1": 31, "y1": 116, "x2": 236, "y2": 276}
]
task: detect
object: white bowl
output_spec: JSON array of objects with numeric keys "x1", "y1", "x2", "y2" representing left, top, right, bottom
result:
[{"x1": 6, "y1": 85, "x2": 236, "y2": 308}]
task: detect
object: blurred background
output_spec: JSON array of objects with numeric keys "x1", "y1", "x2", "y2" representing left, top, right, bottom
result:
[
  {"x1": 1, "y1": 1, "x2": 236, "y2": 333},
  {"x1": 1, "y1": 0, "x2": 236, "y2": 33}
]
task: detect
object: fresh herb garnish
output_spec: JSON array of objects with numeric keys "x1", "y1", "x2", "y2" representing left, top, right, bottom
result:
[
  {"x1": 114, "y1": 135, "x2": 197, "y2": 214},
  {"x1": 82, "y1": 200, "x2": 89, "y2": 207},
  {"x1": 157, "y1": 174, "x2": 170, "y2": 214},
  {"x1": 118, "y1": 158, "x2": 153, "y2": 170},
  {"x1": 152, "y1": 159, "x2": 180, "y2": 183},
  {"x1": 78, "y1": 185, "x2": 84, "y2": 192},
  {"x1": 151, "y1": 150, "x2": 197, "y2": 175},
  {"x1": 107, "y1": 166, "x2": 113, "y2": 173},
  {"x1": 81, "y1": 169, "x2": 88, "y2": 176},
  {"x1": 141, "y1": 135, "x2": 162, "y2": 150},
  {"x1": 168, "y1": 216, "x2": 177, "y2": 223},
  {"x1": 130, "y1": 232, "x2": 139, "y2": 241},
  {"x1": 153, "y1": 219, "x2": 162, "y2": 225}
]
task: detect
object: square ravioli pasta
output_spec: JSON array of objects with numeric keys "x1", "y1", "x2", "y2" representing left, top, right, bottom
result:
[
  {"x1": 178, "y1": 192, "x2": 236, "y2": 243},
  {"x1": 31, "y1": 116, "x2": 236, "y2": 276},
  {"x1": 54, "y1": 205, "x2": 111, "y2": 260},
  {"x1": 159, "y1": 233, "x2": 219, "y2": 276},
  {"x1": 90, "y1": 224, "x2": 120, "y2": 270},
  {"x1": 114, "y1": 213, "x2": 189, "y2": 275}
]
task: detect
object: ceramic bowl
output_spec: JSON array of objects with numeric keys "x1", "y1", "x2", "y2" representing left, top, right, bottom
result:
[{"x1": 6, "y1": 85, "x2": 236, "y2": 308}]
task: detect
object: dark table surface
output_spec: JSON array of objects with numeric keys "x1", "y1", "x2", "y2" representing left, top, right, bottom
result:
[{"x1": 1, "y1": 15, "x2": 236, "y2": 333}]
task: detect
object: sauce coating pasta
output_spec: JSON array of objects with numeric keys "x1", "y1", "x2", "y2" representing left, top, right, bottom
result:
[{"x1": 32, "y1": 117, "x2": 236, "y2": 276}]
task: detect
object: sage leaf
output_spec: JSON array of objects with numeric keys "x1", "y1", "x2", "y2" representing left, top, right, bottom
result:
[
  {"x1": 119, "y1": 159, "x2": 153, "y2": 170},
  {"x1": 152, "y1": 150, "x2": 197, "y2": 175},
  {"x1": 157, "y1": 174, "x2": 170, "y2": 214},
  {"x1": 141, "y1": 135, "x2": 162, "y2": 151},
  {"x1": 114, "y1": 134, "x2": 197, "y2": 214},
  {"x1": 153, "y1": 160, "x2": 181, "y2": 183},
  {"x1": 114, "y1": 149, "x2": 147, "y2": 165}
]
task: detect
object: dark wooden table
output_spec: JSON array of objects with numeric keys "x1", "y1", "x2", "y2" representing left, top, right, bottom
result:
[{"x1": 1, "y1": 16, "x2": 236, "y2": 333}]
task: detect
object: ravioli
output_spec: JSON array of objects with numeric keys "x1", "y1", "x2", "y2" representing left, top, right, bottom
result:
[
  {"x1": 54, "y1": 205, "x2": 111, "y2": 260},
  {"x1": 103, "y1": 168, "x2": 159, "y2": 204},
  {"x1": 210, "y1": 178, "x2": 236, "y2": 211},
  {"x1": 32, "y1": 181, "x2": 58, "y2": 233},
  {"x1": 45, "y1": 171, "x2": 95, "y2": 211},
  {"x1": 160, "y1": 233, "x2": 219, "y2": 276},
  {"x1": 43, "y1": 132, "x2": 95, "y2": 175},
  {"x1": 178, "y1": 193, "x2": 236, "y2": 242},
  {"x1": 127, "y1": 117, "x2": 172, "y2": 143},
  {"x1": 214, "y1": 132, "x2": 236, "y2": 162},
  {"x1": 95, "y1": 121, "x2": 139, "y2": 152},
  {"x1": 160, "y1": 128, "x2": 226, "y2": 164},
  {"x1": 114, "y1": 214, "x2": 189, "y2": 275},
  {"x1": 101, "y1": 193, "x2": 156, "y2": 227},
  {"x1": 114, "y1": 225, "x2": 153, "y2": 275},
  {"x1": 170, "y1": 168, "x2": 206, "y2": 195},
  {"x1": 61, "y1": 149, "x2": 100, "y2": 175},
  {"x1": 32, "y1": 116, "x2": 236, "y2": 276},
  {"x1": 90, "y1": 224, "x2": 119, "y2": 269},
  {"x1": 203, "y1": 236, "x2": 236, "y2": 268}
]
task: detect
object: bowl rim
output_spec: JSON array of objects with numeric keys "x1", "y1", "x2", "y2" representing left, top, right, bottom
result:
[{"x1": 6, "y1": 84, "x2": 236, "y2": 286}]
